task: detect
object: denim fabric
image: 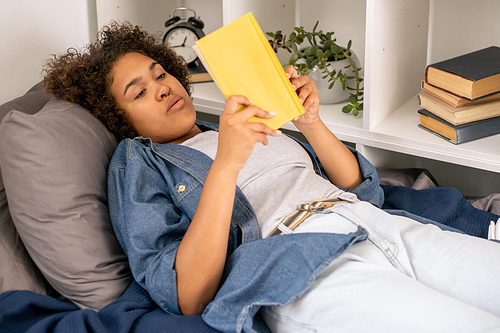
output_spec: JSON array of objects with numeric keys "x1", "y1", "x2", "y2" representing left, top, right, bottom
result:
[
  {"x1": 382, "y1": 185, "x2": 499, "y2": 238},
  {"x1": 261, "y1": 202, "x2": 500, "y2": 332},
  {"x1": 107, "y1": 121, "x2": 383, "y2": 332}
]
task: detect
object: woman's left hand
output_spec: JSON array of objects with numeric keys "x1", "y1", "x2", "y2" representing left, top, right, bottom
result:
[{"x1": 285, "y1": 65, "x2": 320, "y2": 126}]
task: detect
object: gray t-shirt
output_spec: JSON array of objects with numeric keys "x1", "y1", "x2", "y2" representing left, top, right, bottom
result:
[{"x1": 181, "y1": 130, "x2": 358, "y2": 237}]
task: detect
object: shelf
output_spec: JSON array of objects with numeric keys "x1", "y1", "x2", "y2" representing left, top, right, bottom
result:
[
  {"x1": 185, "y1": 0, "x2": 500, "y2": 184},
  {"x1": 368, "y1": 97, "x2": 500, "y2": 173},
  {"x1": 191, "y1": 81, "x2": 365, "y2": 140},
  {"x1": 192, "y1": 83, "x2": 500, "y2": 174}
]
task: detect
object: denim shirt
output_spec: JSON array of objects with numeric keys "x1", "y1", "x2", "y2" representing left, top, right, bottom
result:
[{"x1": 107, "y1": 121, "x2": 384, "y2": 332}]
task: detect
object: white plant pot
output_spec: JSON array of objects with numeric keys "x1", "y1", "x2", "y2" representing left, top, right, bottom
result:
[{"x1": 306, "y1": 51, "x2": 361, "y2": 105}]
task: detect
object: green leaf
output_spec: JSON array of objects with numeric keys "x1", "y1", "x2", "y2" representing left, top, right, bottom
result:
[
  {"x1": 266, "y1": 32, "x2": 274, "y2": 37},
  {"x1": 290, "y1": 53, "x2": 299, "y2": 63},
  {"x1": 311, "y1": 45, "x2": 319, "y2": 54},
  {"x1": 310, "y1": 59, "x2": 319, "y2": 68},
  {"x1": 352, "y1": 108, "x2": 359, "y2": 116},
  {"x1": 313, "y1": 21, "x2": 319, "y2": 32},
  {"x1": 316, "y1": 49, "x2": 324, "y2": 58},
  {"x1": 329, "y1": 81, "x2": 335, "y2": 89},
  {"x1": 303, "y1": 47, "x2": 312, "y2": 56},
  {"x1": 347, "y1": 40, "x2": 352, "y2": 51},
  {"x1": 331, "y1": 45, "x2": 342, "y2": 54},
  {"x1": 349, "y1": 95, "x2": 357, "y2": 104},
  {"x1": 323, "y1": 40, "x2": 333, "y2": 49},
  {"x1": 342, "y1": 105, "x2": 352, "y2": 113},
  {"x1": 323, "y1": 50, "x2": 332, "y2": 59}
]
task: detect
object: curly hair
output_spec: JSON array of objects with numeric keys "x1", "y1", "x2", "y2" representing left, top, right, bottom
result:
[{"x1": 43, "y1": 21, "x2": 191, "y2": 140}]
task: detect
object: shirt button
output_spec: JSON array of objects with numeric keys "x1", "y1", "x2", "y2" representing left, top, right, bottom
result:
[{"x1": 177, "y1": 185, "x2": 186, "y2": 193}]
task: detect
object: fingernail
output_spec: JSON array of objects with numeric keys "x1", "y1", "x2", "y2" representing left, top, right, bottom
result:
[
  {"x1": 276, "y1": 130, "x2": 282, "y2": 135},
  {"x1": 249, "y1": 100, "x2": 253, "y2": 104},
  {"x1": 286, "y1": 72, "x2": 290, "y2": 78},
  {"x1": 269, "y1": 112, "x2": 276, "y2": 116},
  {"x1": 299, "y1": 98, "x2": 303, "y2": 103}
]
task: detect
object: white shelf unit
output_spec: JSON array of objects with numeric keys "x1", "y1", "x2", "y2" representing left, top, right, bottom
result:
[{"x1": 96, "y1": 0, "x2": 500, "y2": 196}]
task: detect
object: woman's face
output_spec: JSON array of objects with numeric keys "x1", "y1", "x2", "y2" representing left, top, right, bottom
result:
[{"x1": 110, "y1": 52, "x2": 199, "y2": 143}]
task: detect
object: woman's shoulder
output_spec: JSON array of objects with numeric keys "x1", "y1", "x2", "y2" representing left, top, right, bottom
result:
[{"x1": 109, "y1": 137, "x2": 152, "y2": 169}]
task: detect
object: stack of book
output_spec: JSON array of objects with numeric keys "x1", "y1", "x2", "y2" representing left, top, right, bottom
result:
[{"x1": 417, "y1": 46, "x2": 500, "y2": 144}]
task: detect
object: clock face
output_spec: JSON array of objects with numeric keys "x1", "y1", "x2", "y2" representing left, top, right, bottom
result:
[{"x1": 165, "y1": 27, "x2": 199, "y2": 64}]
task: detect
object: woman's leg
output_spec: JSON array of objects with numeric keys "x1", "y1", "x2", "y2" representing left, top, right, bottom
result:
[
  {"x1": 340, "y1": 201, "x2": 500, "y2": 317},
  {"x1": 262, "y1": 202, "x2": 500, "y2": 332},
  {"x1": 395, "y1": 211, "x2": 500, "y2": 316}
]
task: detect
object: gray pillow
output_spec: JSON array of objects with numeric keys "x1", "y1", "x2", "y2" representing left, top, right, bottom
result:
[
  {"x1": 0, "y1": 97, "x2": 132, "y2": 310},
  {"x1": 0, "y1": 83, "x2": 54, "y2": 295}
]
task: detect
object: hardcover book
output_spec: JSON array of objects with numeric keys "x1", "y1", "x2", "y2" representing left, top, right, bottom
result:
[
  {"x1": 188, "y1": 61, "x2": 213, "y2": 83},
  {"x1": 421, "y1": 80, "x2": 500, "y2": 108},
  {"x1": 418, "y1": 108, "x2": 500, "y2": 144},
  {"x1": 425, "y1": 46, "x2": 500, "y2": 100},
  {"x1": 192, "y1": 12, "x2": 305, "y2": 130},
  {"x1": 417, "y1": 90, "x2": 500, "y2": 125}
]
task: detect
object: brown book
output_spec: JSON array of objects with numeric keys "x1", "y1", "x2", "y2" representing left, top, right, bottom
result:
[
  {"x1": 187, "y1": 61, "x2": 213, "y2": 83},
  {"x1": 417, "y1": 90, "x2": 500, "y2": 125},
  {"x1": 421, "y1": 80, "x2": 500, "y2": 107},
  {"x1": 425, "y1": 46, "x2": 500, "y2": 100}
]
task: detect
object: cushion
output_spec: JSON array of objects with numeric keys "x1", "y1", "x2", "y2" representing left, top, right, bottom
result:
[
  {"x1": 0, "y1": 82, "x2": 52, "y2": 119},
  {"x1": 0, "y1": 83, "x2": 54, "y2": 295},
  {"x1": 0, "y1": 97, "x2": 132, "y2": 310}
]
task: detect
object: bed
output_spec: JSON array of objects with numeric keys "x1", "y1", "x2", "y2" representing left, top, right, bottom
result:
[{"x1": 0, "y1": 83, "x2": 498, "y2": 333}]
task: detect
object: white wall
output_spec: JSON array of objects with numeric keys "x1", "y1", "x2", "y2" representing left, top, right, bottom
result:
[
  {"x1": 96, "y1": 0, "x2": 223, "y2": 42},
  {"x1": 427, "y1": 0, "x2": 500, "y2": 64},
  {"x1": 0, "y1": 0, "x2": 95, "y2": 104}
]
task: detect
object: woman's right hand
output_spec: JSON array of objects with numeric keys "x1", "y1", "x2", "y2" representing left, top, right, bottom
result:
[{"x1": 216, "y1": 95, "x2": 281, "y2": 173}]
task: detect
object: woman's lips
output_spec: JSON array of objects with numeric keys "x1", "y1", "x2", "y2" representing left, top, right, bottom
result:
[{"x1": 166, "y1": 95, "x2": 184, "y2": 113}]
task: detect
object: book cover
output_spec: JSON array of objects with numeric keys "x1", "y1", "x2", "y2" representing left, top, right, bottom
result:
[
  {"x1": 193, "y1": 12, "x2": 305, "y2": 130},
  {"x1": 425, "y1": 46, "x2": 500, "y2": 100},
  {"x1": 417, "y1": 90, "x2": 500, "y2": 125},
  {"x1": 421, "y1": 80, "x2": 500, "y2": 108},
  {"x1": 418, "y1": 108, "x2": 500, "y2": 144}
]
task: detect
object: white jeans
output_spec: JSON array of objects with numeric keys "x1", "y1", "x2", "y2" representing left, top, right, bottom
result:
[{"x1": 261, "y1": 201, "x2": 500, "y2": 333}]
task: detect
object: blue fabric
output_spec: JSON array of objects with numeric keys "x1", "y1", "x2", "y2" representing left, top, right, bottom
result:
[
  {"x1": 382, "y1": 185, "x2": 498, "y2": 238},
  {"x1": 0, "y1": 281, "x2": 220, "y2": 333},
  {"x1": 106, "y1": 121, "x2": 382, "y2": 331},
  {"x1": 203, "y1": 230, "x2": 367, "y2": 332}
]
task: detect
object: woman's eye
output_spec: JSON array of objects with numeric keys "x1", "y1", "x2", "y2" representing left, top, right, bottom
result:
[
  {"x1": 135, "y1": 89, "x2": 145, "y2": 99},
  {"x1": 157, "y1": 73, "x2": 166, "y2": 80}
]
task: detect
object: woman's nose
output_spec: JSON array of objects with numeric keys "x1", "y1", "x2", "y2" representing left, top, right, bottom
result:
[{"x1": 158, "y1": 84, "x2": 171, "y2": 100}]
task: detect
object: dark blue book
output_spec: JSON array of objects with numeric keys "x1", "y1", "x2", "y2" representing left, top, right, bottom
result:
[
  {"x1": 426, "y1": 46, "x2": 500, "y2": 101},
  {"x1": 418, "y1": 108, "x2": 500, "y2": 144}
]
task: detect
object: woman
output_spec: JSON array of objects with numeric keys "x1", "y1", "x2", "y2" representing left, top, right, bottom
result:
[{"x1": 44, "y1": 22, "x2": 500, "y2": 332}]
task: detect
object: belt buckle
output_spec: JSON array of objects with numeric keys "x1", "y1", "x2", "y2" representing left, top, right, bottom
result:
[{"x1": 298, "y1": 201, "x2": 333, "y2": 213}]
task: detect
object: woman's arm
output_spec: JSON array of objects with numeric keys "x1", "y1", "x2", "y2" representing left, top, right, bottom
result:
[
  {"x1": 286, "y1": 66, "x2": 363, "y2": 190},
  {"x1": 175, "y1": 95, "x2": 280, "y2": 315}
]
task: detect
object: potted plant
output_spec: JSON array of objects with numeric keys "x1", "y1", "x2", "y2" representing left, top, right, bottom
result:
[{"x1": 267, "y1": 22, "x2": 363, "y2": 116}]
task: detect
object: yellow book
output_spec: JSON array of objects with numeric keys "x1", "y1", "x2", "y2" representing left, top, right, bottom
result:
[{"x1": 193, "y1": 12, "x2": 304, "y2": 129}]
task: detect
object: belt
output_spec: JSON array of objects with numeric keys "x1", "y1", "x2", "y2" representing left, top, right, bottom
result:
[{"x1": 270, "y1": 197, "x2": 351, "y2": 236}]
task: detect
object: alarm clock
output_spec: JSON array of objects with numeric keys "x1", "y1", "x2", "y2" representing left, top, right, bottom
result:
[{"x1": 163, "y1": 8, "x2": 205, "y2": 66}]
